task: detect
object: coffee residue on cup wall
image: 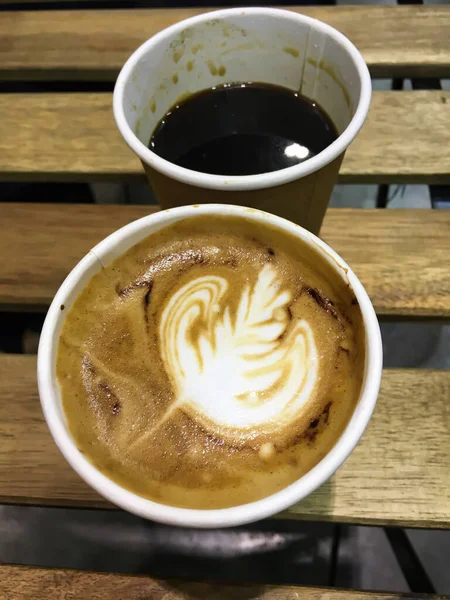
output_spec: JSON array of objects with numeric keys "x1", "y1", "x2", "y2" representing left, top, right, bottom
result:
[
  {"x1": 219, "y1": 42, "x2": 257, "y2": 56},
  {"x1": 169, "y1": 19, "x2": 248, "y2": 66},
  {"x1": 173, "y1": 51, "x2": 184, "y2": 64},
  {"x1": 283, "y1": 46, "x2": 299, "y2": 58},
  {"x1": 208, "y1": 19, "x2": 248, "y2": 39},
  {"x1": 170, "y1": 27, "x2": 193, "y2": 64},
  {"x1": 174, "y1": 90, "x2": 193, "y2": 105},
  {"x1": 192, "y1": 44, "x2": 204, "y2": 54},
  {"x1": 306, "y1": 57, "x2": 352, "y2": 110},
  {"x1": 207, "y1": 60, "x2": 226, "y2": 76}
]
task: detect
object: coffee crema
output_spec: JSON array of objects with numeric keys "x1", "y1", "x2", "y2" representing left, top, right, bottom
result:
[{"x1": 57, "y1": 215, "x2": 365, "y2": 509}]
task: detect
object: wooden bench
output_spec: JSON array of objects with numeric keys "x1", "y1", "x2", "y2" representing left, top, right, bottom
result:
[
  {"x1": 1, "y1": 6, "x2": 449, "y2": 80},
  {"x1": 1, "y1": 90, "x2": 449, "y2": 184},
  {"x1": 0, "y1": 4, "x2": 449, "y2": 598},
  {"x1": 0, "y1": 565, "x2": 446, "y2": 599}
]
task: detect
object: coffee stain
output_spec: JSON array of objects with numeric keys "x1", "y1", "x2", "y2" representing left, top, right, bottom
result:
[
  {"x1": 169, "y1": 29, "x2": 195, "y2": 65},
  {"x1": 116, "y1": 279, "x2": 150, "y2": 299},
  {"x1": 305, "y1": 286, "x2": 335, "y2": 311},
  {"x1": 143, "y1": 281, "x2": 153, "y2": 309},
  {"x1": 304, "y1": 401, "x2": 332, "y2": 443},
  {"x1": 173, "y1": 51, "x2": 183, "y2": 64},
  {"x1": 150, "y1": 99, "x2": 156, "y2": 113},
  {"x1": 186, "y1": 60, "x2": 194, "y2": 72},
  {"x1": 135, "y1": 117, "x2": 141, "y2": 136},
  {"x1": 192, "y1": 44, "x2": 204, "y2": 55},
  {"x1": 175, "y1": 91, "x2": 192, "y2": 105},
  {"x1": 304, "y1": 286, "x2": 344, "y2": 329},
  {"x1": 204, "y1": 61, "x2": 226, "y2": 77},
  {"x1": 208, "y1": 19, "x2": 247, "y2": 40},
  {"x1": 306, "y1": 57, "x2": 351, "y2": 109},
  {"x1": 322, "y1": 401, "x2": 332, "y2": 424},
  {"x1": 60, "y1": 304, "x2": 65, "y2": 311},
  {"x1": 207, "y1": 60, "x2": 218, "y2": 76},
  {"x1": 172, "y1": 73, "x2": 179, "y2": 84},
  {"x1": 220, "y1": 42, "x2": 254, "y2": 56},
  {"x1": 284, "y1": 46, "x2": 299, "y2": 58},
  {"x1": 143, "y1": 281, "x2": 153, "y2": 330}
]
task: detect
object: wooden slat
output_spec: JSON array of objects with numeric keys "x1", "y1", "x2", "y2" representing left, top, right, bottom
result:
[
  {"x1": 1, "y1": 354, "x2": 449, "y2": 529},
  {"x1": 2, "y1": 566, "x2": 447, "y2": 600},
  {"x1": 1, "y1": 204, "x2": 448, "y2": 318},
  {"x1": 1, "y1": 6, "x2": 450, "y2": 80},
  {"x1": 1, "y1": 91, "x2": 449, "y2": 184}
]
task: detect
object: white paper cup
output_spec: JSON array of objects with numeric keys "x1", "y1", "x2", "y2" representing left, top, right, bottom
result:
[
  {"x1": 114, "y1": 7, "x2": 371, "y2": 235},
  {"x1": 38, "y1": 204, "x2": 382, "y2": 528}
]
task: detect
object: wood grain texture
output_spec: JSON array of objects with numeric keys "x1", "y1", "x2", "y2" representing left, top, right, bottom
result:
[
  {"x1": 1, "y1": 6, "x2": 450, "y2": 80},
  {"x1": 1, "y1": 92, "x2": 449, "y2": 184},
  {"x1": 1, "y1": 566, "x2": 449, "y2": 600},
  {"x1": 2, "y1": 566, "x2": 448, "y2": 600},
  {"x1": 0, "y1": 204, "x2": 448, "y2": 318},
  {"x1": 0, "y1": 354, "x2": 449, "y2": 528}
]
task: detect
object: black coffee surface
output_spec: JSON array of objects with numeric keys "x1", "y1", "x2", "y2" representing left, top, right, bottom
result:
[{"x1": 149, "y1": 83, "x2": 338, "y2": 176}]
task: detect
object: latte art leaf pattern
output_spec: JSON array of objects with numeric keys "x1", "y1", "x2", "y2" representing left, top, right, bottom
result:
[{"x1": 159, "y1": 265, "x2": 319, "y2": 437}]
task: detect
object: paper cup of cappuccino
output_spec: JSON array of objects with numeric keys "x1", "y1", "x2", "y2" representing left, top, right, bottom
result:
[
  {"x1": 114, "y1": 7, "x2": 371, "y2": 235},
  {"x1": 38, "y1": 204, "x2": 382, "y2": 528}
]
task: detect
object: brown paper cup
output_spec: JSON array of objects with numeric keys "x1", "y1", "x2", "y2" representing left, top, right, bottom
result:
[{"x1": 114, "y1": 8, "x2": 371, "y2": 235}]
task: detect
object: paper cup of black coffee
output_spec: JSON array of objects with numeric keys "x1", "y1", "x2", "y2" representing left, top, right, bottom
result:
[
  {"x1": 38, "y1": 204, "x2": 382, "y2": 527},
  {"x1": 114, "y1": 7, "x2": 371, "y2": 235}
]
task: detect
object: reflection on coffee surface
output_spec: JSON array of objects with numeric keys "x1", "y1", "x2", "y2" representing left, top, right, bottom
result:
[
  {"x1": 149, "y1": 83, "x2": 338, "y2": 176},
  {"x1": 57, "y1": 215, "x2": 365, "y2": 509}
]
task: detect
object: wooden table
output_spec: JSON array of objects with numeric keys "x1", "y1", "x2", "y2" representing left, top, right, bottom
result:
[{"x1": 0, "y1": 4, "x2": 449, "y2": 598}]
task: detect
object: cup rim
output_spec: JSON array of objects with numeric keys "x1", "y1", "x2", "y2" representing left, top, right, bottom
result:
[
  {"x1": 113, "y1": 7, "x2": 372, "y2": 192},
  {"x1": 38, "y1": 204, "x2": 382, "y2": 528}
]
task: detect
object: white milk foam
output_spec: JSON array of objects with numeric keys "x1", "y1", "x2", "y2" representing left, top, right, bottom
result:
[{"x1": 159, "y1": 264, "x2": 318, "y2": 439}]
